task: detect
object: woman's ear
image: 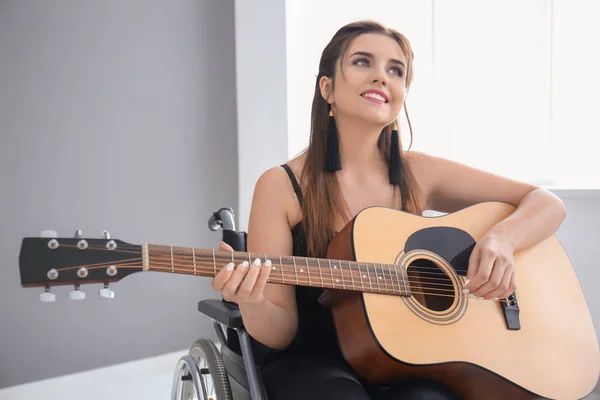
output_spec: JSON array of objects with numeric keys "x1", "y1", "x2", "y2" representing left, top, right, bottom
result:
[{"x1": 319, "y1": 75, "x2": 333, "y2": 104}]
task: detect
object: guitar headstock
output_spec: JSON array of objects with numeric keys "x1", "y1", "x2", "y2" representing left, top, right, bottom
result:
[{"x1": 19, "y1": 230, "x2": 144, "y2": 302}]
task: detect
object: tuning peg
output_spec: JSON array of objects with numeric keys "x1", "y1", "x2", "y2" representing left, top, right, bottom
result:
[
  {"x1": 40, "y1": 230, "x2": 58, "y2": 238},
  {"x1": 99, "y1": 283, "x2": 114, "y2": 299},
  {"x1": 69, "y1": 285, "x2": 86, "y2": 300},
  {"x1": 74, "y1": 230, "x2": 83, "y2": 238},
  {"x1": 103, "y1": 230, "x2": 110, "y2": 239},
  {"x1": 40, "y1": 287, "x2": 56, "y2": 302}
]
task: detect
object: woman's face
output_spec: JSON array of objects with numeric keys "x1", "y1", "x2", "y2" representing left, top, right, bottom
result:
[{"x1": 321, "y1": 33, "x2": 408, "y2": 128}]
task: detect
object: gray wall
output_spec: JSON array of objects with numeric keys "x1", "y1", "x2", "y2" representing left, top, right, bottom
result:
[
  {"x1": 554, "y1": 195, "x2": 600, "y2": 342},
  {"x1": 555, "y1": 195, "x2": 600, "y2": 394},
  {"x1": 0, "y1": 0, "x2": 237, "y2": 389}
]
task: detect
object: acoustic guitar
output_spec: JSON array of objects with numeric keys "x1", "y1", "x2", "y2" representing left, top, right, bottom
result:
[{"x1": 18, "y1": 201, "x2": 599, "y2": 399}]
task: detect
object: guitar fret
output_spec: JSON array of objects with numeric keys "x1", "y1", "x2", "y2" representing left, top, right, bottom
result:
[
  {"x1": 170, "y1": 246, "x2": 174, "y2": 273},
  {"x1": 392, "y1": 263, "x2": 403, "y2": 294},
  {"x1": 293, "y1": 257, "x2": 299, "y2": 285},
  {"x1": 338, "y1": 260, "x2": 345, "y2": 289},
  {"x1": 329, "y1": 260, "x2": 337, "y2": 288},
  {"x1": 209, "y1": 248, "x2": 214, "y2": 276},
  {"x1": 401, "y1": 266, "x2": 409, "y2": 294},
  {"x1": 193, "y1": 247, "x2": 197, "y2": 275},
  {"x1": 305, "y1": 257, "x2": 311, "y2": 286},
  {"x1": 279, "y1": 255, "x2": 284, "y2": 283},
  {"x1": 366, "y1": 262, "x2": 374, "y2": 292},
  {"x1": 374, "y1": 263, "x2": 382, "y2": 293},
  {"x1": 357, "y1": 261, "x2": 365, "y2": 291},
  {"x1": 348, "y1": 260, "x2": 355, "y2": 289},
  {"x1": 383, "y1": 264, "x2": 389, "y2": 292},
  {"x1": 317, "y1": 259, "x2": 324, "y2": 287},
  {"x1": 386, "y1": 264, "x2": 395, "y2": 294},
  {"x1": 391, "y1": 263, "x2": 401, "y2": 294}
]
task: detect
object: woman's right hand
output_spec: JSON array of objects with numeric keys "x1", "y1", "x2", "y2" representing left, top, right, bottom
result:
[{"x1": 211, "y1": 241, "x2": 273, "y2": 307}]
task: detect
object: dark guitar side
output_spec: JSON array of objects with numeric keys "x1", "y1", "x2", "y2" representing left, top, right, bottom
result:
[{"x1": 322, "y1": 215, "x2": 545, "y2": 400}]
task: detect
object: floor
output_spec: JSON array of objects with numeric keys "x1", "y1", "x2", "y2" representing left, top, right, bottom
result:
[
  {"x1": 0, "y1": 350, "x2": 187, "y2": 400},
  {"x1": 0, "y1": 350, "x2": 598, "y2": 399}
]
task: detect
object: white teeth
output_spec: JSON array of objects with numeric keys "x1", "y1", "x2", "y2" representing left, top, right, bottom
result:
[{"x1": 362, "y1": 93, "x2": 386, "y2": 102}]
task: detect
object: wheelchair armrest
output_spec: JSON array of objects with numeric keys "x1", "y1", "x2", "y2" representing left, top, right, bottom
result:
[{"x1": 198, "y1": 299, "x2": 244, "y2": 329}]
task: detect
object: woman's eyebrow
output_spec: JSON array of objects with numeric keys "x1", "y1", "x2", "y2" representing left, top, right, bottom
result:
[{"x1": 350, "y1": 51, "x2": 405, "y2": 68}]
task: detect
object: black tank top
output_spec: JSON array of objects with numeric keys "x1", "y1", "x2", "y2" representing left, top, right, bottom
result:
[{"x1": 260, "y1": 165, "x2": 342, "y2": 364}]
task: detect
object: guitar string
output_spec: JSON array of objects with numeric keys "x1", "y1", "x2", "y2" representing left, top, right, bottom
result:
[
  {"x1": 48, "y1": 254, "x2": 512, "y2": 301},
  {"x1": 60, "y1": 262, "x2": 498, "y2": 302},
  {"x1": 54, "y1": 259, "x2": 456, "y2": 293},
  {"x1": 48, "y1": 244, "x2": 491, "y2": 294},
  {"x1": 55, "y1": 244, "x2": 456, "y2": 275},
  {"x1": 54, "y1": 243, "x2": 468, "y2": 278},
  {"x1": 52, "y1": 249, "x2": 460, "y2": 290}
]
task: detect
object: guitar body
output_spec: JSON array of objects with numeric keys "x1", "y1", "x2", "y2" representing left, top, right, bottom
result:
[{"x1": 326, "y1": 202, "x2": 599, "y2": 400}]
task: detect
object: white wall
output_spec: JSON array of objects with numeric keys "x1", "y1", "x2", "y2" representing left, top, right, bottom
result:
[
  {"x1": 235, "y1": 0, "x2": 600, "y2": 340},
  {"x1": 234, "y1": 0, "x2": 289, "y2": 232},
  {"x1": 243, "y1": 2, "x2": 600, "y2": 393},
  {"x1": 285, "y1": 0, "x2": 435, "y2": 159}
]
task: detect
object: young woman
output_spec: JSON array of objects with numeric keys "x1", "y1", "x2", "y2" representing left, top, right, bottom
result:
[{"x1": 211, "y1": 20, "x2": 567, "y2": 400}]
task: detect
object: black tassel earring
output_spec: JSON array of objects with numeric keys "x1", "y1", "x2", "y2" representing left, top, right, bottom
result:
[
  {"x1": 389, "y1": 122, "x2": 402, "y2": 185},
  {"x1": 326, "y1": 106, "x2": 342, "y2": 172}
]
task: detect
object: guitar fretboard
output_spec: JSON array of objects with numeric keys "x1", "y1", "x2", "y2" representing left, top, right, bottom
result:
[{"x1": 143, "y1": 245, "x2": 411, "y2": 296}]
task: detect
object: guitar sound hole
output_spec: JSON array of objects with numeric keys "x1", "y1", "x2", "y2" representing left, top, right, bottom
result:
[{"x1": 407, "y1": 259, "x2": 454, "y2": 312}]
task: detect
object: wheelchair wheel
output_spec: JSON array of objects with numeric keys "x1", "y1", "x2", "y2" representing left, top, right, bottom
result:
[{"x1": 171, "y1": 338, "x2": 233, "y2": 400}]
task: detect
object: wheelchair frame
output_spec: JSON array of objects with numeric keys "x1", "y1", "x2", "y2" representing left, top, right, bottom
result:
[{"x1": 172, "y1": 207, "x2": 268, "y2": 400}]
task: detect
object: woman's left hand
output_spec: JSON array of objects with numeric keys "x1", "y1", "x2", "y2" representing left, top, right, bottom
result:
[{"x1": 463, "y1": 233, "x2": 516, "y2": 300}]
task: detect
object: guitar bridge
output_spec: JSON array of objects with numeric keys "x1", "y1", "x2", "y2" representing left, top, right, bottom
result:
[{"x1": 501, "y1": 293, "x2": 520, "y2": 330}]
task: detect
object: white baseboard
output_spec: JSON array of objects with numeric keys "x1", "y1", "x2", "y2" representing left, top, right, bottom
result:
[{"x1": 0, "y1": 349, "x2": 188, "y2": 400}]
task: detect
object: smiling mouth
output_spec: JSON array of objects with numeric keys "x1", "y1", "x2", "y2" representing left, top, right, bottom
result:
[{"x1": 361, "y1": 92, "x2": 388, "y2": 103}]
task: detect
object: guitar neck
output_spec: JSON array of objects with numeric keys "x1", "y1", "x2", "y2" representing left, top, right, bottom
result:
[{"x1": 143, "y1": 244, "x2": 410, "y2": 296}]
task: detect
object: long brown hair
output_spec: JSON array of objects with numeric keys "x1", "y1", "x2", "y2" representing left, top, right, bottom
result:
[{"x1": 299, "y1": 20, "x2": 424, "y2": 257}]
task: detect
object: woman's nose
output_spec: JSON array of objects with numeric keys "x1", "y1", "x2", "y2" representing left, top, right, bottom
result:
[{"x1": 371, "y1": 67, "x2": 387, "y2": 86}]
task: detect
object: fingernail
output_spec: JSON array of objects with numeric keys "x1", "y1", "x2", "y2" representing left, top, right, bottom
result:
[
  {"x1": 462, "y1": 289, "x2": 470, "y2": 294},
  {"x1": 253, "y1": 258, "x2": 261, "y2": 266},
  {"x1": 226, "y1": 263, "x2": 234, "y2": 271},
  {"x1": 242, "y1": 261, "x2": 249, "y2": 268},
  {"x1": 464, "y1": 278, "x2": 470, "y2": 286},
  {"x1": 493, "y1": 297, "x2": 499, "y2": 301},
  {"x1": 265, "y1": 259, "x2": 272, "y2": 268},
  {"x1": 477, "y1": 297, "x2": 483, "y2": 301}
]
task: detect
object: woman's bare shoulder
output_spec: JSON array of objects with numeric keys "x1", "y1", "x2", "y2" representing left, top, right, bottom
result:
[
  {"x1": 285, "y1": 153, "x2": 307, "y2": 184},
  {"x1": 256, "y1": 154, "x2": 306, "y2": 192},
  {"x1": 253, "y1": 154, "x2": 306, "y2": 227},
  {"x1": 403, "y1": 150, "x2": 435, "y2": 206}
]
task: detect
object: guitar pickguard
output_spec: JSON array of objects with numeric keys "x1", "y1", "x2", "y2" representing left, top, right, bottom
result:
[
  {"x1": 402, "y1": 225, "x2": 520, "y2": 330},
  {"x1": 403, "y1": 226, "x2": 476, "y2": 276}
]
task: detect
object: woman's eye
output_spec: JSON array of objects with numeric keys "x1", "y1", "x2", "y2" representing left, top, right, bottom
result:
[
  {"x1": 353, "y1": 58, "x2": 369, "y2": 67},
  {"x1": 390, "y1": 67, "x2": 404, "y2": 77}
]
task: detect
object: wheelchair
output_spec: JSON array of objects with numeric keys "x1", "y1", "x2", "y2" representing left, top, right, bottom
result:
[
  {"x1": 171, "y1": 207, "x2": 269, "y2": 400},
  {"x1": 169, "y1": 208, "x2": 469, "y2": 400}
]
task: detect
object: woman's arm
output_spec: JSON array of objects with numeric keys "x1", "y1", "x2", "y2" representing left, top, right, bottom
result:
[
  {"x1": 407, "y1": 151, "x2": 567, "y2": 299},
  {"x1": 212, "y1": 166, "x2": 299, "y2": 350}
]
